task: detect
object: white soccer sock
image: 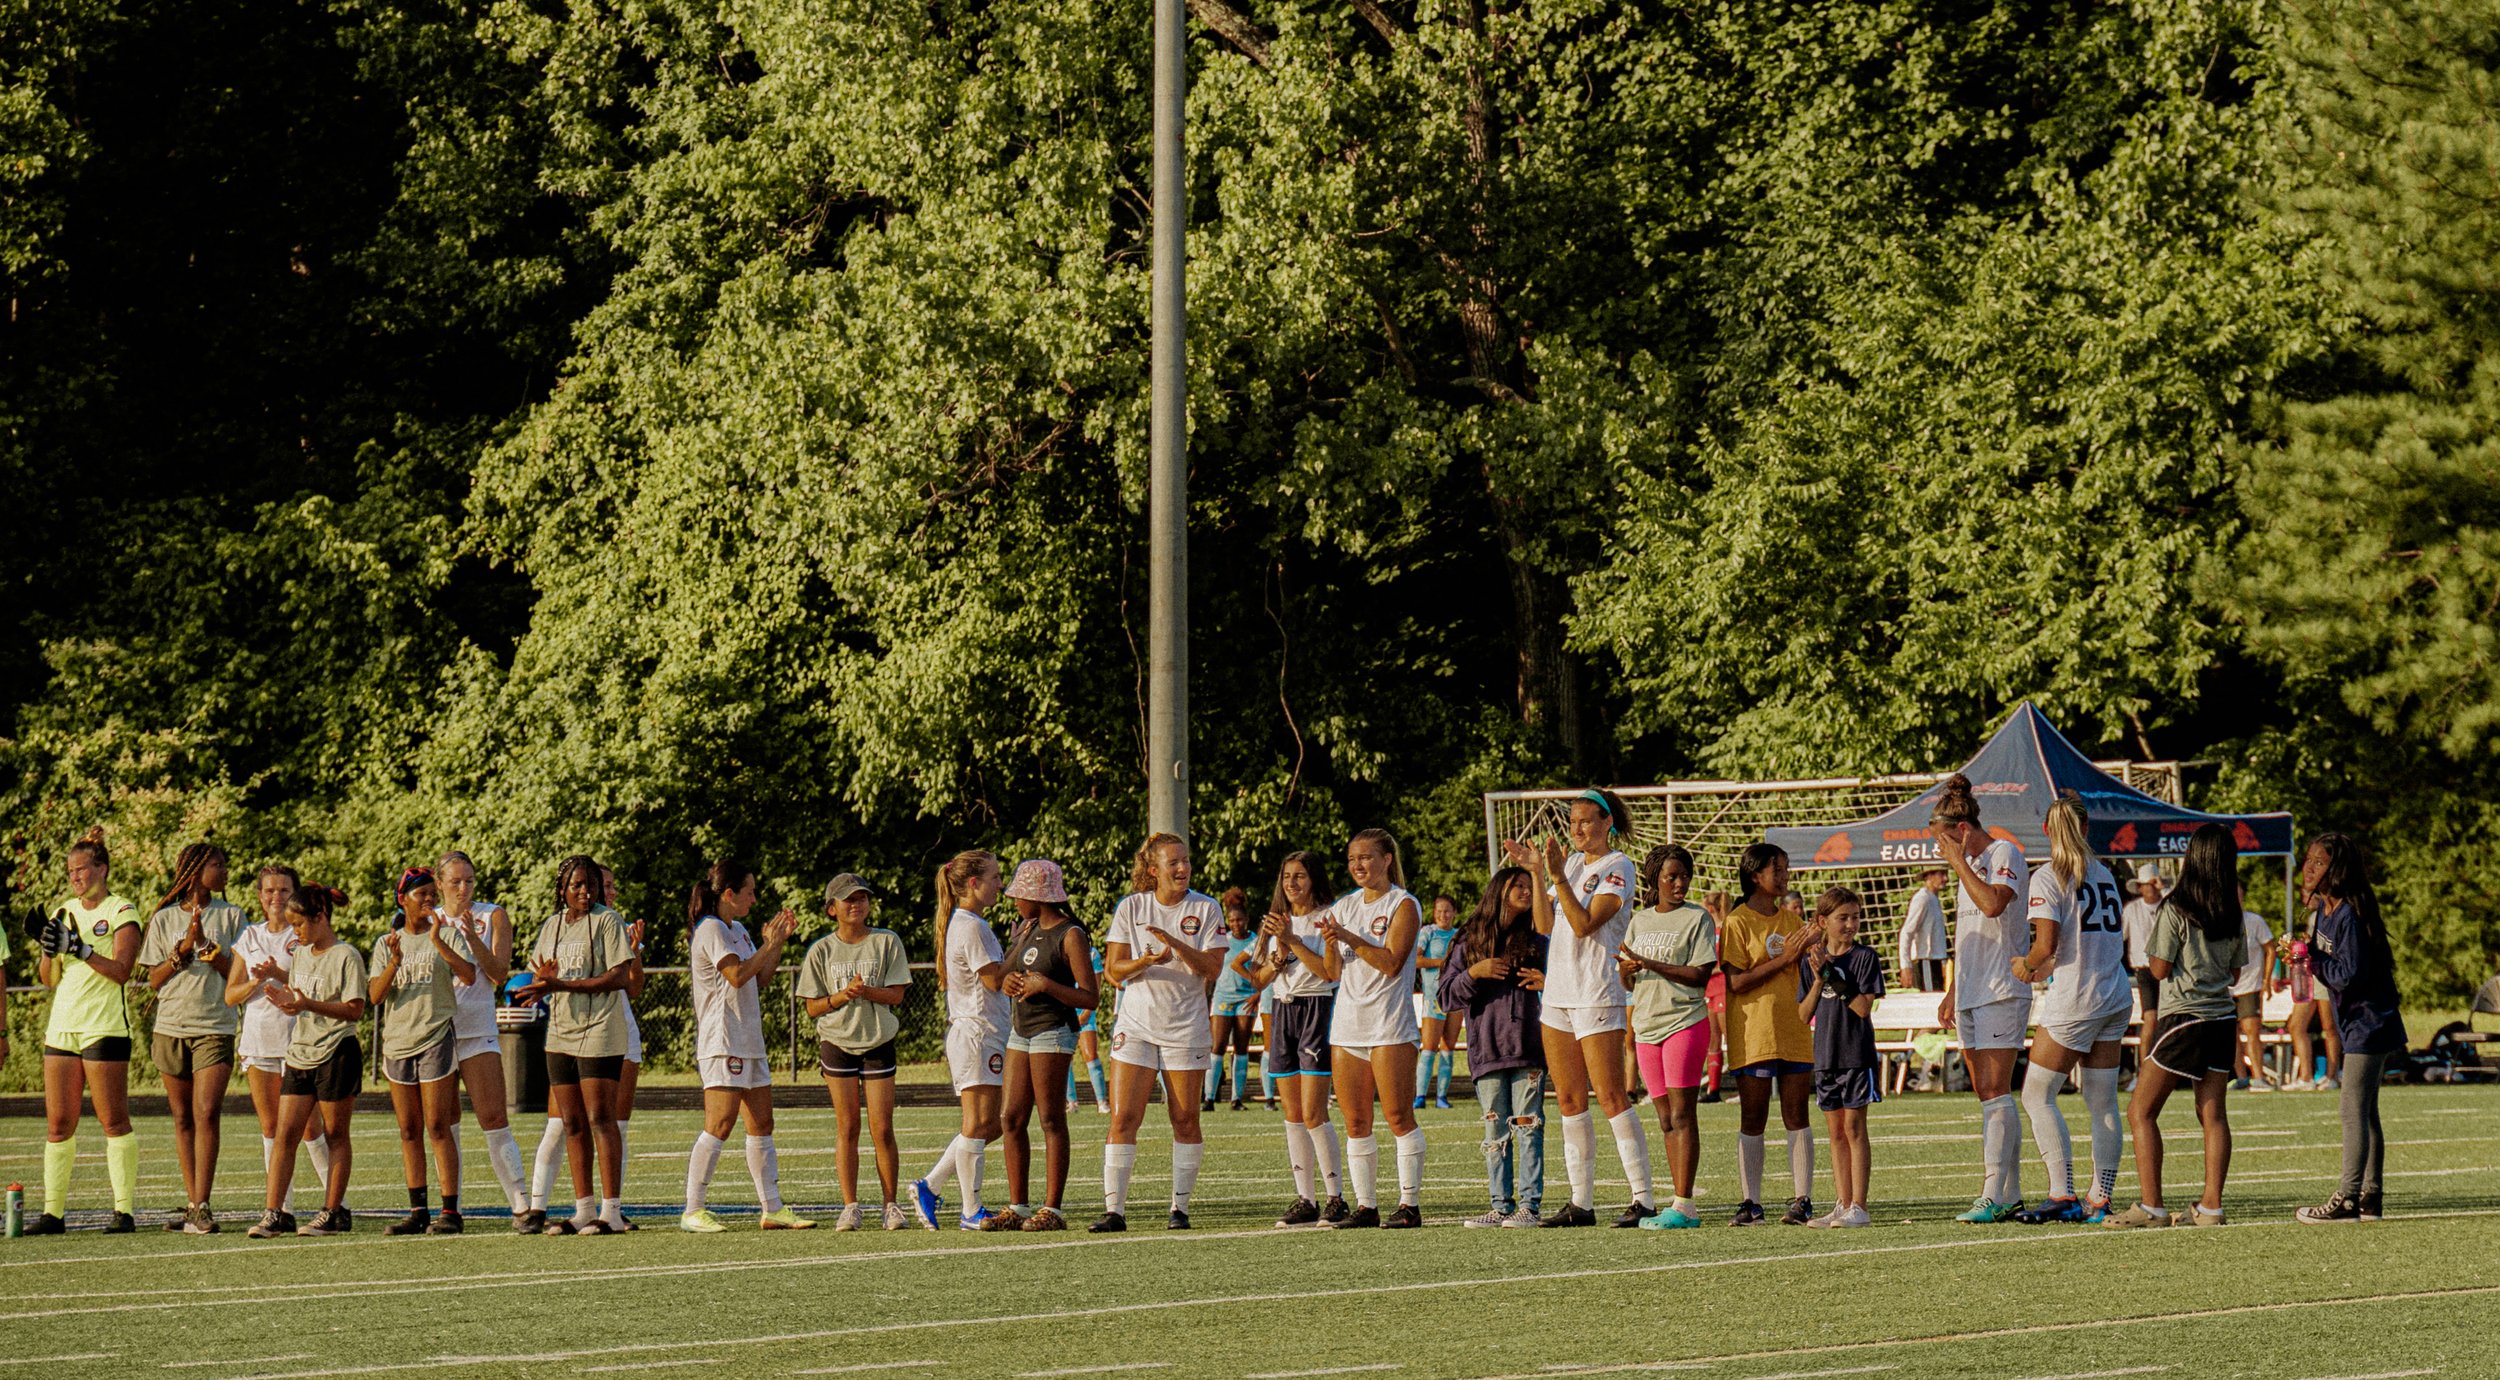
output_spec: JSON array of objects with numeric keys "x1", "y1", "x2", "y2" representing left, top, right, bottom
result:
[
  {"x1": 1393, "y1": 1128, "x2": 1426, "y2": 1208},
  {"x1": 1103, "y1": 1142, "x2": 1137, "y2": 1216},
  {"x1": 1282, "y1": 1120, "x2": 1314, "y2": 1201},
  {"x1": 1608, "y1": 1108, "x2": 1654, "y2": 1207},
  {"x1": 264, "y1": 1136, "x2": 291, "y2": 1213},
  {"x1": 615, "y1": 1122, "x2": 632, "y2": 1197},
  {"x1": 924, "y1": 1134, "x2": 964, "y2": 1193},
  {"x1": 305, "y1": 1133, "x2": 334, "y2": 1194},
  {"x1": 1561, "y1": 1111, "x2": 1597, "y2": 1210},
  {"x1": 531, "y1": 1118, "x2": 566, "y2": 1210},
  {"x1": 2081, "y1": 1065, "x2": 2124, "y2": 1202},
  {"x1": 1737, "y1": 1132, "x2": 1766, "y2": 1204},
  {"x1": 1309, "y1": 1121, "x2": 1342, "y2": 1198},
  {"x1": 484, "y1": 1124, "x2": 529, "y2": 1214},
  {"x1": 572, "y1": 1193, "x2": 597, "y2": 1226},
  {"x1": 956, "y1": 1137, "x2": 988, "y2": 1213},
  {"x1": 686, "y1": 1131, "x2": 726, "y2": 1213},
  {"x1": 600, "y1": 1195, "x2": 626, "y2": 1230},
  {"x1": 1172, "y1": 1140, "x2": 1205, "y2": 1211},
  {"x1": 1346, "y1": 1134, "x2": 1379, "y2": 1209},
  {"x1": 746, "y1": 1134, "x2": 784, "y2": 1213},
  {"x1": 1980, "y1": 1094, "x2": 2020, "y2": 1204},
  {"x1": 2020, "y1": 1065, "x2": 2073, "y2": 1200},
  {"x1": 1787, "y1": 1126, "x2": 1815, "y2": 1200}
]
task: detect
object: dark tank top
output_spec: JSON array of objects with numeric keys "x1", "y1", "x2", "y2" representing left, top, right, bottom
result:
[{"x1": 1004, "y1": 914, "x2": 1082, "y2": 1036}]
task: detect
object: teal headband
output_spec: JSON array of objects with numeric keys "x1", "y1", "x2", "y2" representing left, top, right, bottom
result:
[{"x1": 1577, "y1": 789, "x2": 1617, "y2": 832}]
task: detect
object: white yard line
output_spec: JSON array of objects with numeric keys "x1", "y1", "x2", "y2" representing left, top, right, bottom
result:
[
  {"x1": 1750, "y1": 1368, "x2": 1899, "y2": 1379},
  {"x1": 0, "y1": 1356, "x2": 118, "y2": 1367},
  {"x1": 1013, "y1": 1366, "x2": 1175, "y2": 1378},
  {"x1": 577, "y1": 1361, "x2": 723, "y2": 1374},
  {"x1": 2010, "y1": 1369, "x2": 2171, "y2": 1380},
  {"x1": 164, "y1": 1356, "x2": 315, "y2": 1370},
  {"x1": 1247, "y1": 1367, "x2": 1407, "y2": 1378},
  {"x1": 787, "y1": 1365, "x2": 951, "y2": 1376},
  {"x1": 2289, "y1": 1372, "x2": 2436, "y2": 1380}
]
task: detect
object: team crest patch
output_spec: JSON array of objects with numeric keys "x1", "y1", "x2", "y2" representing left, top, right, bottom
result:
[
  {"x1": 1180, "y1": 914, "x2": 1202, "y2": 937},
  {"x1": 1022, "y1": 947, "x2": 1040, "y2": 964},
  {"x1": 92, "y1": 920, "x2": 109, "y2": 937},
  {"x1": 1369, "y1": 916, "x2": 1389, "y2": 939},
  {"x1": 1111, "y1": 1031, "x2": 1128, "y2": 1052},
  {"x1": 988, "y1": 1051, "x2": 1005, "y2": 1074},
  {"x1": 727, "y1": 1057, "x2": 744, "y2": 1075}
]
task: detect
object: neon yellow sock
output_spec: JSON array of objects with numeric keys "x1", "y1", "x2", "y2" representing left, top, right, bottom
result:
[
  {"x1": 44, "y1": 1136, "x2": 77, "y2": 1216},
  {"x1": 105, "y1": 1131, "x2": 138, "y2": 1214}
]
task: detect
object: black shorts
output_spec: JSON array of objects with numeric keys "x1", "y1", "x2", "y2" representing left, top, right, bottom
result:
[
  {"x1": 281, "y1": 1039, "x2": 364, "y2": 1101},
  {"x1": 43, "y1": 1035, "x2": 134, "y2": 1062},
  {"x1": 546, "y1": 1050, "x2": 626, "y2": 1085},
  {"x1": 2133, "y1": 969, "x2": 2160, "y2": 1018},
  {"x1": 2148, "y1": 1014, "x2": 2237, "y2": 1079},
  {"x1": 1266, "y1": 995, "x2": 1334, "y2": 1078},
  {"x1": 819, "y1": 1038, "x2": 898, "y2": 1081},
  {"x1": 1909, "y1": 959, "x2": 1946, "y2": 993}
]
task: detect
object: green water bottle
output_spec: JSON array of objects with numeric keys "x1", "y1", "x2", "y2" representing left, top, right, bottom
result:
[{"x1": 6, "y1": 1183, "x2": 22, "y2": 1239}]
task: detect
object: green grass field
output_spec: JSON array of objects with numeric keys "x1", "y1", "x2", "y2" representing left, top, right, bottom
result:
[{"x1": 3, "y1": 1083, "x2": 2493, "y2": 1379}]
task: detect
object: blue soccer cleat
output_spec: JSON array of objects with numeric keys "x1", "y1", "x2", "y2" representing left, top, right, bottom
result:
[{"x1": 911, "y1": 1178, "x2": 943, "y2": 1232}]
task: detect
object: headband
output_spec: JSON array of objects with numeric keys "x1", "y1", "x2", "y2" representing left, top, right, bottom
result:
[
  {"x1": 396, "y1": 866, "x2": 436, "y2": 898},
  {"x1": 1577, "y1": 789, "x2": 1613, "y2": 817}
]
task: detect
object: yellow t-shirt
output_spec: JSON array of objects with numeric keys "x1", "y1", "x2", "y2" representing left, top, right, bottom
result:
[
  {"x1": 1718, "y1": 901, "x2": 1813, "y2": 1068},
  {"x1": 44, "y1": 893, "x2": 144, "y2": 1043}
]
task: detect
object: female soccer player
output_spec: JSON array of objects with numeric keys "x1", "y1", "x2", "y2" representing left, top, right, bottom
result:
[
  {"x1": 250, "y1": 883, "x2": 366, "y2": 1237},
  {"x1": 369, "y1": 868, "x2": 477, "y2": 1234},
  {"x1": 1209, "y1": 889, "x2": 1261, "y2": 1111},
  {"x1": 226, "y1": 864, "x2": 332, "y2": 1219},
  {"x1": 1094, "y1": 833, "x2": 1226, "y2": 1232},
  {"x1": 141, "y1": 842, "x2": 247, "y2": 1232},
  {"x1": 31, "y1": 828, "x2": 144, "y2": 1234},
  {"x1": 797, "y1": 873, "x2": 914, "y2": 1229},
  {"x1": 1312, "y1": 828, "x2": 1427, "y2": 1229},
  {"x1": 1799, "y1": 887, "x2": 1882, "y2": 1228},
  {"x1": 1931, "y1": 773, "x2": 2035, "y2": 1223},
  {"x1": 1440, "y1": 866, "x2": 1547, "y2": 1227},
  {"x1": 434, "y1": 850, "x2": 531, "y2": 1226},
  {"x1": 989, "y1": 859, "x2": 1100, "y2": 1230},
  {"x1": 679, "y1": 859, "x2": 807, "y2": 1232},
  {"x1": 2010, "y1": 792, "x2": 2131, "y2": 1225},
  {"x1": 1717, "y1": 842, "x2": 1820, "y2": 1226},
  {"x1": 1250, "y1": 850, "x2": 1347, "y2": 1226},
  {"x1": 912, "y1": 850, "x2": 1010, "y2": 1230},
  {"x1": 1501, "y1": 789, "x2": 1655, "y2": 1227},
  {"x1": 2108, "y1": 823, "x2": 2245, "y2": 1229},
  {"x1": 1622, "y1": 844, "x2": 1717, "y2": 1230},
  {"x1": 1414, "y1": 894, "x2": 1462, "y2": 1111},
  {"x1": 2295, "y1": 832, "x2": 2406, "y2": 1224},
  {"x1": 517, "y1": 856, "x2": 637, "y2": 1235}
]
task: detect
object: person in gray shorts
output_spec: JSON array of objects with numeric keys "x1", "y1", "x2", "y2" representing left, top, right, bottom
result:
[{"x1": 369, "y1": 867, "x2": 478, "y2": 1236}]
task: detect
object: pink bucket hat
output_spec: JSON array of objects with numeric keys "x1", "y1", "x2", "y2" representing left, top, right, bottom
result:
[{"x1": 1005, "y1": 859, "x2": 1069, "y2": 905}]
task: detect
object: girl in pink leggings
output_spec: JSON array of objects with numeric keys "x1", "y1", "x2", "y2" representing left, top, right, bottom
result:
[{"x1": 1620, "y1": 845, "x2": 1719, "y2": 1230}]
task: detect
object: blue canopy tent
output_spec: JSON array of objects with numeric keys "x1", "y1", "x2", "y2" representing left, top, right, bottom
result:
[{"x1": 1764, "y1": 702, "x2": 2295, "y2": 869}]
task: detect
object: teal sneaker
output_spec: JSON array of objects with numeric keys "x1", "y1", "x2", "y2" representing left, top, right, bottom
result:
[
  {"x1": 2014, "y1": 1196, "x2": 2082, "y2": 1224},
  {"x1": 1639, "y1": 1205, "x2": 1703, "y2": 1230},
  {"x1": 2078, "y1": 1195, "x2": 2114, "y2": 1225},
  {"x1": 1956, "y1": 1197, "x2": 2021, "y2": 1224}
]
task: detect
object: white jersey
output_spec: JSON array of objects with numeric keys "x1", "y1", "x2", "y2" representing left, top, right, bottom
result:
[
  {"x1": 1952, "y1": 838, "x2": 2033, "y2": 1008},
  {"x1": 1327, "y1": 887, "x2": 1421, "y2": 1047},
  {"x1": 690, "y1": 915, "x2": 768, "y2": 1059},
  {"x1": 2121, "y1": 894, "x2": 2162, "y2": 968},
  {"x1": 1544, "y1": 851, "x2": 1636, "y2": 1009},
  {"x1": 231, "y1": 920, "x2": 299, "y2": 1061},
  {"x1": 2234, "y1": 912, "x2": 2274, "y2": 996},
  {"x1": 2028, "y1": 859, "x2": 2130, "y2": 1024},
  {"x1": 1268, "y1": 909, "x2": 1337, "y2": 1000},
  {"x1": 1107, "y1": 889, "x2": 1222, "y2": 1046},
  {"x1": 436, "y1": 901, "x2": 504, "y2": 1039},
  {"x1": 941, "y1": 908, "x2": 1010, "y2": 1031},
  {"x1": 1898, "y1": 887, "x2": 1946, "y2": 966}
]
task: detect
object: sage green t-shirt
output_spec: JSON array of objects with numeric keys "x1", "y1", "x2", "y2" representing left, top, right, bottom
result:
[
  {"x1": 285, "y1": 941, "x2": 368, "y2": 1068},
  {"x1": 370, "y1": 922, "x2": 475, "y2": 1059},
  {"x1": 532, "y1": 909, "x2": 633, "y2": 1057},
  {"x1": 2149, "y1": 901, "x2": 2246, "y2": 1022},
  {"x1": 1623, "y1": 903, "x2": 1717, "y2": 1044},
  {"x1": 138, "y1": 899, "x2": 250, "y2": 1038},
  {"x1": 795, "y1": 927, "x2": 913, "y2": 1052}
]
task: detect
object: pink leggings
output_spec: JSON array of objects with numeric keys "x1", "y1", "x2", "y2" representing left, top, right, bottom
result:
[{"x1": 1635, "y1": 1024, "x2": 1712, "y2": 1098}]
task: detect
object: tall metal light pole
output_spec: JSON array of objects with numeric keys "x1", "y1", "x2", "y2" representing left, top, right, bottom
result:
[{"x1": 1145, "y1": 0, "x2": 1189, "y2": 840}]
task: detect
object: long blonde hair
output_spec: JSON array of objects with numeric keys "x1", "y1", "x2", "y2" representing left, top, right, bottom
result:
[
  {"x1": 2044, "y1": 790, "x2": 2091, "y2": 887},
  {"x1": 934, "y1": 850, "x2": 998, "y2": 962},
  {"x1": 1130, "y1": 832, "x2": 1186, "y2": 894},
  {"x1": 1350, "y1": 827, "x2": 1407, "y2": 889}
]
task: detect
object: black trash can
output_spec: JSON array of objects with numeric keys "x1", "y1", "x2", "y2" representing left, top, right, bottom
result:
[{"x1": 499, "y1": 1004, "x2": 549, "y2": 1114}]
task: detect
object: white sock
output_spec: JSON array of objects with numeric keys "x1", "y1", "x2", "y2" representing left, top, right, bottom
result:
[
  {"x1": 1282, "y1": 1120, "x2": 1315, "y2": 1201},
  {"x1": 305, "y1": 1133, "x2": 334, "y2": 1194},
  {"x1": 1787, "y1": 1126, "x2": 1814, "y2": 1200},
  {"x1": 1561, "y1": 1111, "x2": 1597, "y2": 1210},
  {"x1": 484, "y1": 1125, "x2": 529, "y2": 1214},
  {"x1": 1103, "y1": 1142, "x2": 1137, "y2": 1216},
  {"x1": 2081, "y1": 1065, "x2": 2124, "y2": 1202},
  {"x1": 2020, "y1": 1065, "x2": 2073, "y2": 1200},
  {"x1": 745, "y1": 1134, "x2": 783, "y2": 1213},
  {"x1": 956, "y1": 1137, "x2": 988, "y2": 1213},
  {"x1": 572, "y1": 1193, "x2": 597, "y2": 1226},
  {"x1": 1737, "y1": 1132, "x2": 1765, "y2": 1204},
  {"x1": 599, "y1": 1195, "x2": 626, "y2": 1229},
  {"x1": 686, "y1": 1131, "x2": 726, "y2": 1212},
  {"x1": 924, "y1": 1134, "x2": 964, "y2": 1193},
  {"x1": 532, "y1": 1118, "x2": 566, "y2": 1210},
  {"x1": 1608, "y1": 1108, "x2": 1654, "y2": 1207},
  {"x1": 1309, "y1": 1121, "x2": 1342, "y2": 1198},
  {"x1": 1172, "y1": 1141, "x2": 1205, "y2": 1211},
  {"x1": 1980, "y1": 1094, "x2": 2020, "y2": 1204},
  {"x1": 1393, "y1": 1128, "x2": 1426, "y2": 1207},
  {"x1": 1347, "y1": 1134, "x2": 1379, "y2": 1209},
  {"x1": 264, "y1": 1136, "x2": 291, "y2": 1213}
]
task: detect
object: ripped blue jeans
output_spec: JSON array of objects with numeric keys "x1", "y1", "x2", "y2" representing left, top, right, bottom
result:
[{"x1": 1473, "y1": 1066, "x2": 1546, "y2": 1214}]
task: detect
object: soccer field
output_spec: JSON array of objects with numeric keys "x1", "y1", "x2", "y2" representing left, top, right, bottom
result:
[{"x1": 3, "y1": 1084, "x2": 2493, "y2": 1380}]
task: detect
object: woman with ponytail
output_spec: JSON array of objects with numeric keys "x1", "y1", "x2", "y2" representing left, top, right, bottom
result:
[
  {"x1": 516, "y1": 856, "x2": 637, "y2": 1235},
  {"x1": 31, "y1": 828, "x2": 146, "y2": 1234},
  {"x1": 1501, "y1": 788, "x2": 1656, "y2": 1228},
  {"x1": 226, "y1": 864, "x2": 334, "y2": 1222},
  {"x1": 1930, "y1": 773, "x2": 2036, "y2": 1224},
  {"x1": 2109, "y1": 823, "x2": 2246, "y2": 1229},
  {"x1": 2009, "y1": 792, "x2": 2131, "y2": 1225},
  {"x1": 433, "y1": 851, "x2": 531, "y2": 1227},
  {"x1": 1094, "y1": 833, "x2": 1227, "y2": 1232},
  {"x1": 249, "y1": 884, "x2": 366, "y2": 1237},
  {"x1": 369, "y1": 867, "x2": 479, "y2": 1235},
  {"x1": 2295, "y1": 832, "x2": 2406, "y2": 1224},
  {"x1": 140, "y1": 842, "x2": 247, "y2": 1232},
  {"x1": 680, "y1": 859, "x2": 808, "y2": 1232},
  {"x1": 1311, "y1": 828, "x2": 1428, "y2": 1229},
  {"x1": 910, "y1": 850, "x2": 1009, "y2": 1230},
  {"x1": 1248, "y1": 850, "x2": 1348, "y2": 1225}
]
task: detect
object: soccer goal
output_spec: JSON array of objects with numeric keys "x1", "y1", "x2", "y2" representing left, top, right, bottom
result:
[{"x1": 1481, "y1": 762, "x2": 2186, "y2": 962}]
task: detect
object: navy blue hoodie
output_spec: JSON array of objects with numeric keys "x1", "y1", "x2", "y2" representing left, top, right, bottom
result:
[
  {"x1": 2309, "y1": 899, "x2": 2407, "y2": 1056},
  {"x1": 1438, "y1": 929, "x2": 1548, "y2": 1076}
]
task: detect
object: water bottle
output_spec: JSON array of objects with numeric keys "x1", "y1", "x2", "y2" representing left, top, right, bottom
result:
[{"x1": 6, "y1": 1183, "x2": 22, "y2": 1238}]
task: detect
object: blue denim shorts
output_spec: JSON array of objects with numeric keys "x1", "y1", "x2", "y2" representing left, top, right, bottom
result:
[{"x1": 1008, "y1": 1026, "x2": 1082, "y2": 1056}]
